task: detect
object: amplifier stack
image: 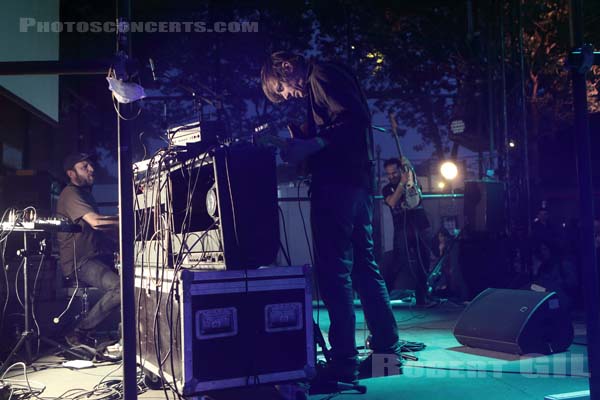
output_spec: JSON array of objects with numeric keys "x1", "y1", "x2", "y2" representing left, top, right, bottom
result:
[
  {"x1": 133, "y1": 141, "x2": 313, "y2": 395},
  {"x1": 134, "y1": 142, "x2": 279, "y2": 271},
  {"x1": 135, "y1": 265, "x2": 315, "y2": 395}
]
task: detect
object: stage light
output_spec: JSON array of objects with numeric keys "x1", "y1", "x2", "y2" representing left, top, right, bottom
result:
[
  {"x1": 440, "y1": 161, "x2": 458, "y2": 180},
  {"x1": 437, "y1": 181, "x2": 446, "y2": 189},
  {"x1": 450, "y1": 119, "x2": 465, "y2": 134},
  {"x1": 509, "y1": 140, "x2": 516, "y2": 148}
]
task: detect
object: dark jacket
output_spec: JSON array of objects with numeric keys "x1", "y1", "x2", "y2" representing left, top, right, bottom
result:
[{"x1": 305, "y1": 62, "x2": 373, "y2": 188}]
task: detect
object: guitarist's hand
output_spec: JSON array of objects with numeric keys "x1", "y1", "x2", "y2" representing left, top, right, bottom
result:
[
  {"x1": 281, "y1": 137, "x2": 326, "y2": 164},
  {"x1": 287, "y1": 122, "x2": 309, "y2": 139},
  {"x1": 400, "y1": 170, "x2": 410, "y2": 185}
]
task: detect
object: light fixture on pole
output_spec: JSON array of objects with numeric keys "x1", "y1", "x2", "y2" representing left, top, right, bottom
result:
[
  {"x1": 450, "y1": 119, "x2": 466, "y2": 135},
  {"x1": 440, "y1": 161, "x2": 459, "y2": 181}
]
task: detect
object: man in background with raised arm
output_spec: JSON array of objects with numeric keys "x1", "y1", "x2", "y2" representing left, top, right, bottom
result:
[{"x1": 382, "y1": 157, "x2": 431, "y2": 305}]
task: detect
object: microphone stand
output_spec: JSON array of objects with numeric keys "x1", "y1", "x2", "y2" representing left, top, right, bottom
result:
[{"x1": 0, "y1": 232, "x2": 35, "y2": 374}]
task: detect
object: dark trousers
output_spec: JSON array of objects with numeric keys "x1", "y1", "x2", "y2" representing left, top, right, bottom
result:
[
  {"x1": 71, "y1": 257, "x2": 120, "y2": 331},
  {"x1": 311, "y1": 183, "x2": 400, "y2": 369},
  {"x1": 388, "y1": 224, "x2": 430, "y2": 303}
]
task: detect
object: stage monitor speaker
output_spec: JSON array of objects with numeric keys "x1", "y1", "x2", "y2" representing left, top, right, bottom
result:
[
  {"x1": 463, "y1": 180, "x2": 505, "y2": 233},
  {"x1": 453, "y1": 288, "x2": 574, "y2": 355}
]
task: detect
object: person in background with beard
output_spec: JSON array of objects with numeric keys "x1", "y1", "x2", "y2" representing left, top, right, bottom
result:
[
  {"x1": 382, "y1": 157, "x2": 432, "y2": 305},
  {"x1": 56, "y1": 153, "x2": 119, "y2": 348}
]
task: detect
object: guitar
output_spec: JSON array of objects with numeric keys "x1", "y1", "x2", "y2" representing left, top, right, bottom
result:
[
  {"x1": 387, "y1": 112, "x2": 420, "y2": 208},
  {"x1": 252, "y1": 122, "x2": 294, "y2": 150},
  {"x1": 253, "y1": 122, "x2": 312, "y2": 178},
  {"x1": 388, "y1": 112, "x2": 407, "y2": 169}
]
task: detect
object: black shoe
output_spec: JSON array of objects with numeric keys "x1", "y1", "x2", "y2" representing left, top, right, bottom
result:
[
  {"x1": 98, "y1": 342, "x2": 122, "y2": 362},
  {"x1": 310, "y1": 361, "x2": 359, "y2": 395},
  {"x1": 358, "y1": 353, "x2": 403, "y2": 379},
  {"x1": 65, "y1": 328, "x2": 97, "y2": 350},
  {"x1": 312, "y1": 360, "x2": 358, "y2": 385}
]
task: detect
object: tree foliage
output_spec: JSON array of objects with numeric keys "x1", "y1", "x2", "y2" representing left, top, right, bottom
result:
[{"x1": 58, "y1": 0, "x2": 600, "y2": 182}]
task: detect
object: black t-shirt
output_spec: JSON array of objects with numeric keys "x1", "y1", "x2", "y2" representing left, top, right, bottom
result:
[
  {"x1": 305, "y1": 62, "x2": 373, "y2": 188},
  {"x1": 382, "y1": 182, "x2": 430, "y2": 232},
  {"x1": 56, "y1": 184, "x2": 115, "y2": 276}
]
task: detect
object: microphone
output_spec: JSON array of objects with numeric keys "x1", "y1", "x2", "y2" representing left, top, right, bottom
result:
[{"x1": 149, "y1": 58, "x2": 157, "y2": 81}]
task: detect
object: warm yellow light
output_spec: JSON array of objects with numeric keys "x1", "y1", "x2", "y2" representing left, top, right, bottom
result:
[
  {"x1": 366, "y1": 51, "x2": 384, "y2": 62},
  {"x1": 437, "y1": 181, "x2": 446, "y2": 189},
  {"x1": 440, "y1": 161, "x2": 458, "y2": 180}
]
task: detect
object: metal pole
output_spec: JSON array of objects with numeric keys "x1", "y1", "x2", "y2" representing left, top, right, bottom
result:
[
  {"x1": 499, "y1": 0, "x2": 511, "y2": 232},
  {"x1": 486, "y1": 3, "x2": 496, "y2": 172},
  {"x1": 569, "y1": 1, "x2": 600, "y2": 398},
  {"x1": 516, "y1": 0, "x2": 531, "y2": 233},
  {"x1": 115, "y1": 1, "x2": 137, "y2": 399}
]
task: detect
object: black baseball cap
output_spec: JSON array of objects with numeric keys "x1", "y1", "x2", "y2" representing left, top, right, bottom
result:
[{"x1": 63, "y1": 152, "x2": 95, "y2": 172}]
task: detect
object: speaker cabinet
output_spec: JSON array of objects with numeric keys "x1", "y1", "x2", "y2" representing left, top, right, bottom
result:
[
  {"x1": 211, "y1": 144, "x2": 279, "y2": 268},
  {"x1": 135, "y1": 266, "x2": 314, "y2": 394},
  {"x1": 453, "y1": 288, "x2": 574, "y2": 355},
  {"x1": 463, "y1": 180, "x2": 505, "y2": 233}
]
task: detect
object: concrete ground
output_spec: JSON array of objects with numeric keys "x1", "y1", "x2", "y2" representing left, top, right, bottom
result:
[{"x1": 0, "y1": 301, "x2": 590, "y2": 400}]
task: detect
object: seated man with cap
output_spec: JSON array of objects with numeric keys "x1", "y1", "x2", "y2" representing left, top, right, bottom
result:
[{"x1": 56, "y1": 152, "x2": 120, "y2": 347}]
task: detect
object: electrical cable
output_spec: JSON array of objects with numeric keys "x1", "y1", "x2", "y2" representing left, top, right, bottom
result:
[
  {"x1": 279, "y1": 239, "x2": 292, "y2": 266},
  {"x1": 0, "y1": 362, "x2": 45, "y2": 400},
  {"x1": 0, "y1": 239, "x2": 9, "y2": 324},
  {"x1": 53, "y1": 241, "x2": 79, "y2": 326},
  {"x1": 297, "y1": 179, "x2": 314, "y2": 266},
  {"x1": 13, "y1": 259, "x2": 25, "y2": 309},
  {"x1": 164, "y1": 259, "x2": 183, "y2": 399},
  {"x1": 31, "y1": 254, "x2": 45, "y2": 355},
  {"x1": 133, "y1": 150, "x2": 160, "y2": 379},
  {"x1": 0, "y1": 253, "x2": 8, "y2": 342},
  {"x1": 278, "y1": 205, "x2": 292, "y2": 265},
  {"x1": 146, "y1": 151, "x2": 178, "y2": 399},
  {"x1": 165, "y1": 151, "x2": 213, "y2": 398},
  {"x1": 138, "y1": 132, "x2": 148, "y2": 162},
  {"x1": 223, "y1": 148, "x2": 241, "y2": 248},
  {"x1": 134, "y1": 146, "x2": 223, "y2": 400},
  {"x1": 151, "y1": 258, "x2": 168, "y2": 399},
  {"x1": 0, "y1": 207, "x2": 14, "y2": 336}
]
